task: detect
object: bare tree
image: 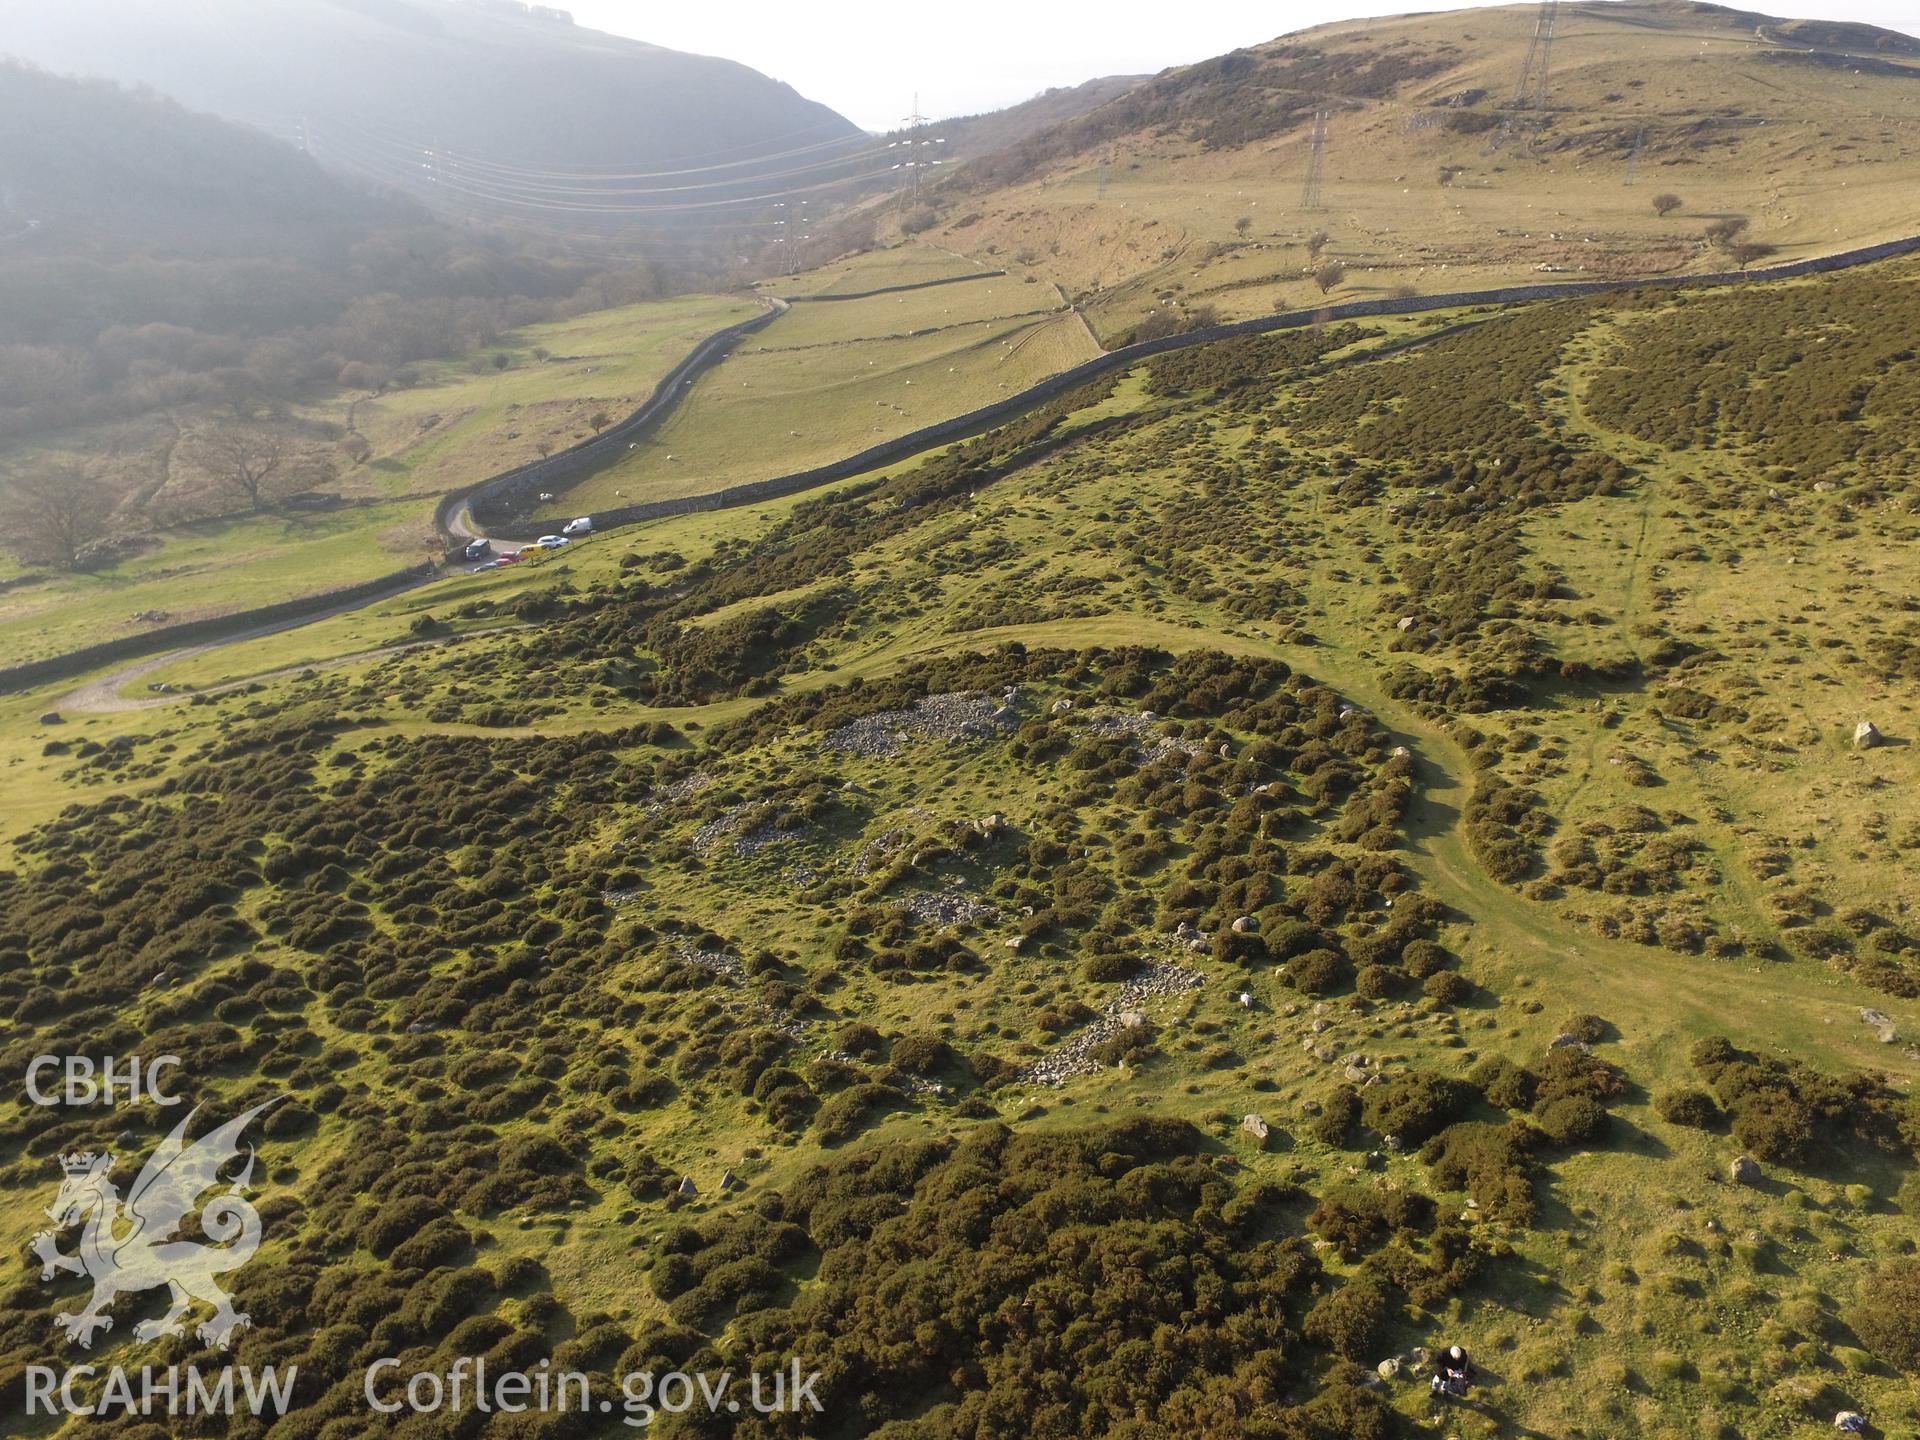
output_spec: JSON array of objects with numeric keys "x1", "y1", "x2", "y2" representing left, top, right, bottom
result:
[
  {"x1": 1313, "y1": 261, "x2": 1347, "y2": 295},
  {"x1": 1234, "y1": 215, "x2": 1253, "y2": 237},
  {"x1": 1704, "y1": 216, "x2": 1750, "y2": 247},
  {"x1": 1651, "y1": 192, "x2": 1684, "y2": 217},
  {"x1": 1729, "y1": 241, "x2": 1776, "y2": 271},
  {"x1": 589, "y1": 411, "x2": 613, "y2": 433},
  {"x1": 1, "y1": 460, "x2": 114, "y2": 571},
  {"x1": 194, "y1": 428, "x2": 324, "y2": 513},
  {"x1": 535, "y1": 438, "x2": 556, "y2": 459},
  {"x1": 1306, "y1": 230, "x2": 1331, "y2": 261}
]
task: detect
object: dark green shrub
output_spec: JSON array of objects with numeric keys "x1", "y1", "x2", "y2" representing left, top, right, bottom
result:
[
  {"x1": 1303, "y1": 1276, "x2": 1394, "y2": 1360},
  {"x1": 1848, "y1": 1259, "x2": 1920, "y2": 1370},
  {"x1": 1535, "y1": 1095, "x2": 1610, "y2": 1147},
  {"x1": 1653, "y1": 1087, "x2": 1721, "y2": 1128},
  {"x1": 1289, "y1": 948, "x2": 1352, "y2": 995}
]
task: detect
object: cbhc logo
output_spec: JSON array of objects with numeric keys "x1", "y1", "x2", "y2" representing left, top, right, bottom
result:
[{"x1": 25, "y1": 1056, "x2": 183, "y2": 1107}]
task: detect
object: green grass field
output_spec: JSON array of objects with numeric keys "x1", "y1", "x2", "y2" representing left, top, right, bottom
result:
[
  {"x1": 0, "y1": 294, "x2": 756, "y2": 666},
  {"x1": 565, "y1": 273, "x2": 1101, "y2": 510}
]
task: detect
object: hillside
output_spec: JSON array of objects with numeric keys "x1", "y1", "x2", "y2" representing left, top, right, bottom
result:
[
  {"x1": 911, "y1": 0, "x2": 1920, "y2": 339},
  {"x1": 0, "y1": 0, "x2": 867, "y2": 241},
  {"x1": 2, "y1": 246, "x2": 1917, "y2": 1439},
  {"x1": 935, "y1": 74, "x2": 1151, "y2": 166},
  {"x1": 0, "y1": 61, "x2": 404, "y2": 258}
]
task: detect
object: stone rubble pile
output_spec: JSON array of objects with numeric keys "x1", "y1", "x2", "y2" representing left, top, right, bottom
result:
[
  {"x1": 1016, "y1": 963, "x2": 1206, "y2": 1087},
  {"x1": 822, "y1": 690, "x2": 1020, "y2": 758}
]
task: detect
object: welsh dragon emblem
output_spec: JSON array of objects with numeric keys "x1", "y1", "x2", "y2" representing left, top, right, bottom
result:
[{"x1": 31, "y1": 1098, "x2": 279, "y2": 1350}]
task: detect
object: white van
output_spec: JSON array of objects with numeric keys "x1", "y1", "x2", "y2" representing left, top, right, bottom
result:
[{"x1": 562, "y1": 516, "x2": 594, "y2": 536}]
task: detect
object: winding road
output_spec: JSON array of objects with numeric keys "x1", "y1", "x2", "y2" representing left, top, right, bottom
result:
[{"x1": 37, "y1": 229, "x2": 1920, "y2": 710}]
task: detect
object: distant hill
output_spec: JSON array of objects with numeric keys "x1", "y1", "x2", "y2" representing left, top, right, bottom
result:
[
  {"x1": 908, "y1": 0, "x2": 1920, "y2": 340},
  {"x1": 0, "y1": 63, "x2": 603, "y2": 443},
  {"x1": 0, "y1": 61, "x2": 408, "y2": 261},
  {"x1": 937, "y1": 76, "x2": 1151, "y2": 166},
  {"x1": 0, "y1": 0, "x2": 868, "y2": 242}
]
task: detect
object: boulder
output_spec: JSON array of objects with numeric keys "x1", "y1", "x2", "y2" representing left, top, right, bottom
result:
[
  {"x1": 1861, "y1": 1007, "x2": 1898, "y2": 1043},
  {"x1": 1376, "y1": 1357, "x2": 1402, "y2": 1382},
  {"x1": 1397, "y1": 616, "x2": 1417, "y2": 632},
  {"x1": 1241, "y1": 1114, "x2": 1271, "y2": 1143},
  {"x1": 1854, "y1": 721, "x2": 1883, "y2": 750},
  {"x1": 1730, "y1": 1155, "x2": 1763, "y2": 1187},
  {"x1": 1834, "y1": 1411, "x2": 1866, "y2": 1433},
  {"x1": 38, "y1": 711, "x2": 62, "y2": 725},
  {"x1": 1549, "y1": 1033, "x2": 1591, "y2": 1053},
  {"x1": 1231, "y1": 915, "x2": 1258, "y2": 934},
  {"x1": 677, "y1": 1175, "x2": 698, "y2": 1197}
]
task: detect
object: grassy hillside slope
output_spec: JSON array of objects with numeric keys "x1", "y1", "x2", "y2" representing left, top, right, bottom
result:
[
  {"x1": 2, "y1": 253, "x2": 1917, "y2": 1438},
  {"x1": 914, "y1": 1, "x2": 1920, "y2": 339}
]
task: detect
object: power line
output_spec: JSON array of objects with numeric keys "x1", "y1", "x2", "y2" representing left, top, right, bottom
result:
[
  {"x1": 310, "y1": 119, "x2": 896, "y2": 217},
  {"x1": 315, "y1": 116, "x2": 890, "y2": 199}
]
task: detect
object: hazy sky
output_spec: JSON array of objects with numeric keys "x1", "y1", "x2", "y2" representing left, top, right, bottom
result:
[{"x1": 564, "y1": 0, "x2": 1920, "y2": 129}]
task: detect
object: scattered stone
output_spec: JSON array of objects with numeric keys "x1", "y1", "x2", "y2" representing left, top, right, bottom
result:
[
  {"x1": 823, "y1": 691, "x2": 1020, "y2": 757},
  {"x1": 1231, "y1": 915, "x2": 1257, "y2": 935},
  {"x1": 1853, "y1": 721, "x2": 1883, "y2": 750},
  {"x1": 1397, "y1": 616, "x2": 1417, "y2": 631},
  {"x1": 719, "y1": 1169, "x2": 740, "y2": 1191},
  {"x1": 1548, "y1": 1033, "x2": 1590, "y2": 1052},
  {"x1": 1242, "y1": 1114, "x2": 1271, "y2": 1143},
  {"x1": 1015, "y1": 964, "x2": 1205, "y2": 1086},
  {"x1": 1050, "y1": 698, "x2": 1073, "y2": 714},
  {"x1": 642, "y1": 772, "x2": 713, "y2": 816},
  {"x1": 677, "y1": 1176, "x2": 698, "y2": 1198},
  {"x1": 1730, "y1": 1155, "x2": 1763, "y2": 1186},
  {"x1": 1376, "y1": 1358, "x2": 1403, "y2": 1383},
  {"x1": 1860, "y1": 1007, "x2": 1899, "y2": 1044},
  {"x1": 38, "y1": 711, "x2": 61, "y2": 725},
  {"x1": 406, "y1": 1021, "x2": 431, "y2": 1035},
  {"x1": 1834, "y1": 1411, "x2": 1866, "y2": 1433},
  {"x1": 895, "y1": 888, "x2": 999, "y2": 929}
]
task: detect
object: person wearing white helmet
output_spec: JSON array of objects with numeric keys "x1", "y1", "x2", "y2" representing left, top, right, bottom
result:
[{"x1": 1431, "y1": 1345, "x2": 1472, "y2": 1398}]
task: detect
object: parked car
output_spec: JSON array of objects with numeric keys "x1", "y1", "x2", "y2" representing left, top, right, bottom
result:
[
  {"x1": 462, "y1": 538, "x2": 492, "y2": 561},
  {"x1": 495, "y1": 550, "x2": 523, "y2": 564},
  {"x1": 561, "y1": 516, "x2": 594, "y2": 536},
  {"x1": 532, "y1": 535, "x2": 572, "y2": 549}
]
